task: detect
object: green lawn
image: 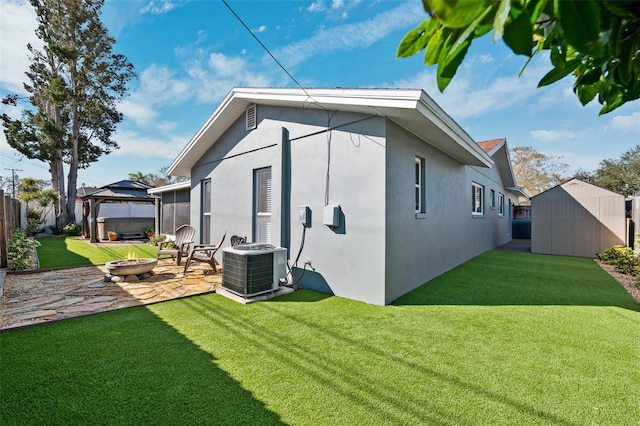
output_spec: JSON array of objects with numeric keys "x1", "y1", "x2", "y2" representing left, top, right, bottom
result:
[
  {"x1": 36, "y1": 236, "x2": 157, "y2": 268},
  {"x1": 1, "y1": 251, "x2": 639, "y2": 425}
]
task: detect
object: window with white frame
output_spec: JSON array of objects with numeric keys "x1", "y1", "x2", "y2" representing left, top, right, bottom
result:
[
  {"x1": 498, "y1": 193, "x2": 505, "y2": 216},
  {"x1": 472, "y1": 182, "x2": 484, "y2": 215},
  {"x1": 415, "y1": 156, "x2": 425, "y2": 215},
  {"x1": 254, "y1": 167, "x2": 272, "y2": 243},
  {"x1": 201, "y1": 179, "x2": 211, "y2": 244},
  {"x1": 490, "y1": 189, "x2": 496, "y2": 209}
]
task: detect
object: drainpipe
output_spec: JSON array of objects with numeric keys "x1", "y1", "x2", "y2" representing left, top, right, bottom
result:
[{"x1": 281, "y1": 127, "x2": 291, "y2": 257}]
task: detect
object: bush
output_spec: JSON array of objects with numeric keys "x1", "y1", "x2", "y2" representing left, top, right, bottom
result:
[
  {"x1": 63, "y1": 222, "x2": 82, "y2": 236},
  {"x1": 8, "y1": 228, "x2": 41, "y2": 270},
  {"x1": 48, "y1": 225, "x2": 63, "y2": 235},
  {"x1": 600, "y1": 245, "x2": 639, "y2": 277},
  {"x1": 149, "y1": 233, "x2": 168, "y2": 247}
]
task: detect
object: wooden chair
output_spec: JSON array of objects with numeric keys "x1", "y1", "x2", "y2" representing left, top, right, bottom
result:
[
  {"x1": 230, "y1": 235, "x2": 246, "y2": 246},
  {"x1": 156, "y1": 225, "x2": 195, "y2": 266},
  {"x1": 183, "y1": 230, "x2": 227, "y2": 273}
]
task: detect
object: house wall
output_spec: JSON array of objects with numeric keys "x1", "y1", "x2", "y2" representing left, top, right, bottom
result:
[
  {"x1": 384, "y1": 121, "x2": 513, "y2": 303},
  {"x1": 531, "y1": 180, "x2": 626, "y2": 257},
  {"x1": 190, "y1": 105, "x2": 388, "y2": 305}
]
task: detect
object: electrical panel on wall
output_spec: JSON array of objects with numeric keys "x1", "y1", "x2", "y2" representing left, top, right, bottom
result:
[
  {"x1": 323, "y1": 204, "x2": 340, "y2": 228},
  {"x1": 298, "y1": 206, "x2": 311, "y2": 227}
]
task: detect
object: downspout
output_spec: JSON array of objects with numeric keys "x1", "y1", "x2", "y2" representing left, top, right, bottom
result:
[{"x1": 280, "y1": 127, "x2": 291, "y2": 257}]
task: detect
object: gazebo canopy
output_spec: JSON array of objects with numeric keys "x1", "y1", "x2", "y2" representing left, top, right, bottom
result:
[
  {"x1": 80, "y1": 180, "x2": 157, "y2": 203},
  {"x1": 81, "y1": 180, "x2": 158, "y2": 242}
]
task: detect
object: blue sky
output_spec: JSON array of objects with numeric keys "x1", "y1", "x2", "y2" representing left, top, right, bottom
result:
[{"x1": 1, "y1": 0, "x2": 638, "y2": 188}]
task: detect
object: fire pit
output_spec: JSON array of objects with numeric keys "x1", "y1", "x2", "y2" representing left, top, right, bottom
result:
[{"x1": 105, "y1": 252, "x2": 157, "y2": 282}]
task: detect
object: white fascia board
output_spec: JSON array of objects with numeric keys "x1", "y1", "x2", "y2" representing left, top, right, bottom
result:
[
  {"x1": 147, "y1": 180, "x2": 191, "y2": 194},
  {"x1": 414, "y1": 94, "x2": 492, "y2": 167}
]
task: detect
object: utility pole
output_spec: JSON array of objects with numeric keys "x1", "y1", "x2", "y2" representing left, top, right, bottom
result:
[{"x1": 3, "y1": 168, "x2": 23, "y2": 198}]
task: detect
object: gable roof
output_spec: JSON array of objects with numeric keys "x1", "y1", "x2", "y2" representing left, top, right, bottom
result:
[
  {"x1": 476, "y1": 138, "x2": 529, "y2": 198},
  {"x1": 532, "y1": 178, "x2": 625, "y2": 199},
  {"x1": 168, "y1": 87, "x2": 493, "y2": 177}
]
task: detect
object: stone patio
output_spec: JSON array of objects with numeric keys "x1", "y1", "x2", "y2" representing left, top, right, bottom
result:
[{"x1": 0, "y1": 259, "x2": 222, "y2": 331}]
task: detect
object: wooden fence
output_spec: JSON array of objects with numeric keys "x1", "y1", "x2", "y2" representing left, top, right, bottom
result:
[{"x1": 1, "y1": 190, "x2": 22, "y2": 268}]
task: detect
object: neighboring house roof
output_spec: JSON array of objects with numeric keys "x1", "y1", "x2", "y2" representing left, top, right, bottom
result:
[
  {"x1": 147, "y1": 180, "x2": 191, "y2": 195},
  {"x1": 76, "y1": 186, "x2": 99, "y2": 198},
  {"x1": 80, "y1": 180, "x2": 157, "y2": 202},
  {"x1": 168, "y1": 87, "x2": 493, "y2": 177},
  {"x1": 476, "y1": 138, "x2": 529, "y2": 199}
]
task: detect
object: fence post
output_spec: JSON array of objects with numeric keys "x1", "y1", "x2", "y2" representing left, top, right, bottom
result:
[{"x1": 0, "y1": 190, "x2": 7, "y2": 268}]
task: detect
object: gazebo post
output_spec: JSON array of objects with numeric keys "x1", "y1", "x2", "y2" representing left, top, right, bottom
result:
[{"x1": 89, "y1": 198, "x2": 98, "y2": 243}]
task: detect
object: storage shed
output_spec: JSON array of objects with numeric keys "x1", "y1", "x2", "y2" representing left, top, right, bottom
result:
[{"x1": 531, "y1": 179, "x2": 626, "y2": 257}]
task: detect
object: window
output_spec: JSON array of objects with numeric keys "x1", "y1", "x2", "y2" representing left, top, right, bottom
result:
[
  {"x1": 415, "y1": 156, "x2": 426, "y2": 216},
  {"x1": 472, "y1": 182, "x2": 484, "y2": 215},
  {"x1": 254, "y1": 167, "x2": 272, "y2": 243},
  {"x1": 490, "y1": 189, "x2": 496, "y2": 209},
  {"x1": 201, "y1": 179, "x2": 211, "y2": 244},
  {"x1": 498, "y1": 193, "x2": 505, "y2": 216}
]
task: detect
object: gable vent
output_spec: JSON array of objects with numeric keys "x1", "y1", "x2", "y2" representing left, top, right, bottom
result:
[{"x1": 246, "y1": 104, "x2": 257, "y2": 131}]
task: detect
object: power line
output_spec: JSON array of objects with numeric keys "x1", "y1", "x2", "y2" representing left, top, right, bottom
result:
[{"x1": 221, "y1": 0, "x2": 313, "y2": 100}]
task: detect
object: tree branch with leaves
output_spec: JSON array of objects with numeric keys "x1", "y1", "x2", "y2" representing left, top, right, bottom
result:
[{"x1": 397, "y1": 0, "x2": 639, "y2": 114}]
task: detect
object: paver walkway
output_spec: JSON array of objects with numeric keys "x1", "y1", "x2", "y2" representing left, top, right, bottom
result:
[{"x1": 0, "y1": 259, "x2": 221, "y2": 330}]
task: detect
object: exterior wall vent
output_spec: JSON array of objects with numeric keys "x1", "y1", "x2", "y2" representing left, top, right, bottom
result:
[{"x1": 246, "y1": 104, "x2": 257, "y2": 131}]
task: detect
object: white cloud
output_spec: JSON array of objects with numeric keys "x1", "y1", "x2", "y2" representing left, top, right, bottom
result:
[
  {"x1": 544, "y1": 150, "x2": 603, "y2": 174},
  {"x1": 277, "y1": 2, "x2": 422, "y2": 68},
  {"x1": 0, "y1": 0, "x2": 41, "y2": 94},
  {"x1": 113, "y1": 129, "x2": 188, "y2": 160},
  {"x1": 253, "y1": 25, "x2": 268, "y2": 33},
  {"x1": 530, "y1": 129, "x2": 579, "y2": 143},
  {"x1": 140, "y1": 0, "x2": 178, "y2": 15},
  {"x1": 118, "y1": 100, "x2": 157, "y2": 126},
  {"x1": 609, "y1": 111, "x2": 640, "y2": 132},
  {"x1": 208, "y1": 53, "x2": 246, "y2": 77},
  {"x1": 332, "y1": 0, "x2": 345, "y2": 8},
  {"x1": 307, "y1": 1, "x2": 326, "y2": 12},
  {"x1": 393, "y1": 62, "x2": 545, "y2": 120}
]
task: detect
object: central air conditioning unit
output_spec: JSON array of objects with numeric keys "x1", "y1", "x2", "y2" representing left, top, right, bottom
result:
[{"x1": 222, "y1": 243, "x2": 287, "y2": 297}]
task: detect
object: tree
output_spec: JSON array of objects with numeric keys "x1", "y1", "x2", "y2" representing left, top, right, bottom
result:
[
  {"x1": 510, "y1": 146, "x2": 568, "y2": 195},
  {"x1": 128, "y1": 167, "x2": 189, "y2": 187},
  {"x1": 397, "y1": 0, "x2": 640, "y2": 114},
  {"x1": 1, "y1": 0, "x2": 135, "y2": 226},
  {"x1": 574, "y1": 145, "x2": 640, "y2": 196}
]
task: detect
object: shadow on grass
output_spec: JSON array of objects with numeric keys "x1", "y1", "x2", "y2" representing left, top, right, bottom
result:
[
  {"x1": 393, "y1": 251, "x2": 640, "y2": 311},
  {"x1": 0, "y1": 306, "x2": 283, "y2": 425},
  {"x1": 178, "y1": 291, "x2": 575, "y2": 425}
]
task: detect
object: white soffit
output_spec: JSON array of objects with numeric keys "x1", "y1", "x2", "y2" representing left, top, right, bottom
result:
[{"x1": 168, "y1": 88, "x2": 492, "y2": 176}]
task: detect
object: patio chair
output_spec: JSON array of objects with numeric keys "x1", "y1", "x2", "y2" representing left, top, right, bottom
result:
[
  {"x1": 183, "y1": 229, "x2": 227, "y2": 273},
  {"x1": 230, "y1": 235, "x2": 246, "y2": 246},
  {"x1": 156, "y1": 224, "x2": 195, "y2": 266}
]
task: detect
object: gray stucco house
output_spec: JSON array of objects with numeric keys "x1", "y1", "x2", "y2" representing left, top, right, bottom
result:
[{"x1": 167, "y1": 88, "x2": 526, "y2": 305}]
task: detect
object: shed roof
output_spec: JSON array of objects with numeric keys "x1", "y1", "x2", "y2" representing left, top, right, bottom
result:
[
  {"x1": 168, "y1": 87, "x2": 493, "y2": 177},
  {"x1": 532, "y1": 178, "x2": 625, "y2": 199}
]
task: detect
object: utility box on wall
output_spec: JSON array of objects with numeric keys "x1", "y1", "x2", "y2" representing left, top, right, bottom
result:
[{"x1": 323, "y1": 204, "x2": 340, "y2": 228}]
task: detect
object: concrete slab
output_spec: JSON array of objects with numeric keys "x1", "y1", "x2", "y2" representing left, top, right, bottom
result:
[{"x1": 217, "y1": 286, "x2": 296, "y2": 304}]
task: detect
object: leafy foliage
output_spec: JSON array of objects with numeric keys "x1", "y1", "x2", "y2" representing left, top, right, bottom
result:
[
  {"x1": 1, "y1": 0, "x2": 135, "y2": 226},
  {"x1": 63, "y1": 222, "x2": 82, "y2": 236},
  {"x1": 128, "y1": 167, "x2": 189, "y2": 187},
  {"x1": 600, "y1": 245, "x2": 640, "y2": 281},
  {"x1": 510, "y1": 146, "x2": 568, "y2": 194},
  {"x1": 8, "y1": 228, "x2": 41, "y2": 270},
  {"x1": 574, "y1": 144, "x2": 640, "y2": 196},
  {"x1": 397, "y1": 0, "x2": 640, "y2": 114}
]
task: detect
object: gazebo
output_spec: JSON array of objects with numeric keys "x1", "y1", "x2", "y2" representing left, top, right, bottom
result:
[{"x1": 80, "y1": 180, "x2": 158, "y2": 242}]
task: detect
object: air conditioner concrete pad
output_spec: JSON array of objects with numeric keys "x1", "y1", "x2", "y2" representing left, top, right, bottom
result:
[{"x1": 217, "y1": 286, "x2": 295, "y2": 304}]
